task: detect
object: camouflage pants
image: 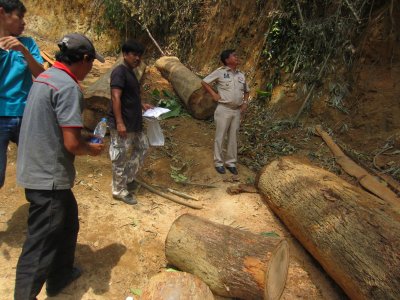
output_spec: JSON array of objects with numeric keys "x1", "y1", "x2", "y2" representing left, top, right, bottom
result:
[{"x1": 109, "y1": 130, "x2": 149, "y2": 196}]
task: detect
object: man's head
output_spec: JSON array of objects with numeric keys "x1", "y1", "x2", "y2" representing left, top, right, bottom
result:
[
  {"x1": 55, "y1": 33, "x2": 104, "y2": 81},
  {"x1": 0, "y1": 0, "x2": 26, "y2": 36},
  {"x1": 220, "y1": 49, "x2": 238, "y2": 67},
  {"x1": 122, "y1": 39, "x2": 145, "y2": 69}
]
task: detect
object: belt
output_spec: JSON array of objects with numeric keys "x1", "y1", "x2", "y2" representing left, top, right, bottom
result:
[{"x1": 219, "y1": 102, "x2": 241, "y2": 110}]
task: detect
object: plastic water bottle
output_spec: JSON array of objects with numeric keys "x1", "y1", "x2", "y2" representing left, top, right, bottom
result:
[{"x1": 90, "y1": 117, "x2": 107, "y2": 143}]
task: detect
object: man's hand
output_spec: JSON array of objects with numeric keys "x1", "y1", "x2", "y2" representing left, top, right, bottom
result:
[
  {"x1": 87, "y1": 142, "x2": 105, "y2": 156},
  {"x1": 0, "y1": 36, "x2": 26, "y2": 52},
  {"x1": 142, "y1": 103, "x2": 154, "y2": 111},
  {"x1": 240, "y1": 102, "x2": 248, "y2": 113},
  {"x1": 117, "y1": 122, "x2": 127, "y2": 138},
  {"x1": 212, "y1": 94, "x2": 221, "y2": 102}
]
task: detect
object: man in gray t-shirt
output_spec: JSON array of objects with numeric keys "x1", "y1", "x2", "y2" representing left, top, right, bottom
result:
[{"x1": 14, "y1": 33, "x2": 104, "y2": 300}]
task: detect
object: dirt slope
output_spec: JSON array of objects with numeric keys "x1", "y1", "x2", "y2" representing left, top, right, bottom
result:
[{"x1": 0, "y1": 64, "x2": 348, "y2": 299}]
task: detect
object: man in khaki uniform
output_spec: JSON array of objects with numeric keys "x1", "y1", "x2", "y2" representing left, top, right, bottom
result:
[{"x1": 202, "y1": 49, "x2": 249, "y2": 175}]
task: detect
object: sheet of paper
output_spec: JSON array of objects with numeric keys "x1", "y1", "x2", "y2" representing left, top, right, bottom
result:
[{"x1": 143, "y1": 107, "x2": 171, "y2": 118}]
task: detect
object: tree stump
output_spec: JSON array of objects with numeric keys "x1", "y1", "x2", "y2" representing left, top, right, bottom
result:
[
  {"x1": 256, "y1": 156, "x2": 400, "y2": 300},
  {"x1": 155, "y1": 56, "x2": 217, "y2": 119},
  {"x1": 141, "y1": 271, "x2": 214, "y2": 300},
  {"x1": 165, "y1": 213, "x2": 289, "y2": 300}
]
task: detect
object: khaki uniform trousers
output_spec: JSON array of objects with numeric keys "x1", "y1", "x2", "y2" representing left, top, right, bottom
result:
[
  {"x1": 109, "y1": 130, "x2": 149, "y2": 196},
  {"x1": 214, "y1": 104, "x2": 241, "y2": 167}
]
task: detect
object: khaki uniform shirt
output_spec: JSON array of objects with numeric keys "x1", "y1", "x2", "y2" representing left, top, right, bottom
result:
[{"x1": 203, "y1": 66, "x2": 249, "y2": 109}]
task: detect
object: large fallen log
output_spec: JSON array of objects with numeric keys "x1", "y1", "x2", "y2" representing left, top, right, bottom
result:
[
  {"x1": 256, "y1": 156, "x2": 400, "y2": 300},
  {"x1": 141, "y1": 271, "x2": 214, "y2": 300},
  {"x1": 83, "y1": 58, "x2": 146, "y2": 130},
  {"x1": 155, "y1": 56, "x2": 217, "y2": 119},
  {"x1": 165, "y1": 213, "x2": 289, "y2": 300}
]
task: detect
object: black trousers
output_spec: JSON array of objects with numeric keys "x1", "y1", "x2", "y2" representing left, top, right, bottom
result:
[{"x1": 14, "y1": 189, "x2": 79, "y2": 300}]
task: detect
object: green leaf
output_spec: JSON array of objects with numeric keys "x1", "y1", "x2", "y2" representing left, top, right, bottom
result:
[
  {"x1": 152, "y1": 89, "x2": 161, "y2": 97},
  {"x1": 165, "y1": 268, "x2": 179, "y2": 272},
  {"x1": 130, "y1": 288, "x2": 142, "y2": 296},
  {"x1": 260, "y1": 231, "x2": 280, "y2": 237}
]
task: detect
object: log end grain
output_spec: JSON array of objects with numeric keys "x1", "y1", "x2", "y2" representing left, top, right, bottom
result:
[
  {"x1": 188, "y1": 89, "x2": 217, "y2": 119},
  {"x1": 264, "y1": 239, "x2": 289, "y2": 300}
]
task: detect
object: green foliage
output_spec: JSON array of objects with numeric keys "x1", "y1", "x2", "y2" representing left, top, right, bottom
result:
[
  {"x1": 93, "y1": 0, "x2": 203, "y2": 59},
  {"x1": 130, "y1": 288, "x2": 142, "y2": 296},
  {"x1": 151, "y1": 89, "x2": 185, "y2": 119},
  {"x1": 260, "y1": 231, "x2": 280, "y2": 237},
  {"x1": 170, "y1": 165, "x2": 188, "y2": 183},
  {"x1": 260, "y1": 0, "x2": 376, "y2": 113},
  {"x1": 93, "y1": 0, "x2": 134, "y2": 36}
]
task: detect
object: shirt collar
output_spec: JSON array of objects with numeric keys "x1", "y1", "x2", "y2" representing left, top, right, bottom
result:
[
  {"x1": 53, "y1": 61, "x2": 80, "y2": 84},
  {"x1": 222, "y1": 65, "x2": 239, "y2": 73}
]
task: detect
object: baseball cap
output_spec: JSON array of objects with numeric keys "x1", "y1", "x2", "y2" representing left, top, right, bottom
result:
[{"x1": 57, "y1": 33, "x2": 105, "y2": 63}]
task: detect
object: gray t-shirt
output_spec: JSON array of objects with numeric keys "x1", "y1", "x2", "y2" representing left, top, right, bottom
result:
[{"x1": 17, "y1": 64, "x2": 83, "y2": 190}]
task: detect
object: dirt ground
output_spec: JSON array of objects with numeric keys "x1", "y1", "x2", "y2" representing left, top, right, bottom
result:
[
  {"x1": 0, "y1": 60, "x2": 349, "y2": 300},
  {"x1": 0, "y1": 122, "x2": 347, "y2": 300}
]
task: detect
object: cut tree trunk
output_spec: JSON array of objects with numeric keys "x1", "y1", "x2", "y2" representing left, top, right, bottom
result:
[
  {"x1": 155, "y1": 56, "x2": 217, "y2": 119},
  {"x1": 82, "y1": 57, "x2": 146, "y2": 130},
  {"x1": 141, "y1": 271, "x2": 214, "y2": 300},
  {"x1": 256, "y1": 156, "x2": 400, "y2": 300},
  {"x1": 165, "y1": 213, "x2": 289, "y2": 300}
]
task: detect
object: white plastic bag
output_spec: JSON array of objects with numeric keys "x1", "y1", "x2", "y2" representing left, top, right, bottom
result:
[{"x1": 144, "y1": 117, "x2": 165, "y2": 146}]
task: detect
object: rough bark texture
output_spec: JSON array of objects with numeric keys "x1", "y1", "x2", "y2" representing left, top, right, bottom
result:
[
  {"x1": 82, "y1": 58, "x2": 146, "y2": 130},
  {"x1": 141, "y1": 271, "x2": 214, "y2": 300},
  {"x1": 165, "y1": 213, "x2": 289, "y2": 300},
  {"x1": 155, "y1": 56, "x2": 217, "y2": 119},
  {"x1": 256, "y1": 156, "x2": 400, "y2": 300}
]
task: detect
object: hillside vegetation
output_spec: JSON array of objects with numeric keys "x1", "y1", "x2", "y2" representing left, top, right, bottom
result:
[{"x1": 24, "y1": 0, "x2": 400, "y2": 180}]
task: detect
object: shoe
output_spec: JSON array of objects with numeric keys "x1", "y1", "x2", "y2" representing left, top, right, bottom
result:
[
  {"x1": 226, "y1": 166, "x2": 238, "y2": 175},
  {"x1": 46, "y1": 267, "x2": 82, "y2": 297},
  {"x1": 113, "y1": 193, "x2": 138, "y2": 205},
  {"x1": 215, "y1": 166, "x2": 226, "y2": 174},
  {"x1": 127, "y1": 180, "x2": 139, "y2": 191}
]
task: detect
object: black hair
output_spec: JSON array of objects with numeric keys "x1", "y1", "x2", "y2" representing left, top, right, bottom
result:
[
  {"x1": 220, "y1": 49, "x2": 236, "y2": 65},
  {"x1": 0, "y1": 0, "x2": 26, "y2": 14},
  {"x1": 55, "y1": 50, "x2": 93, "y2": 65},
  {"x1": 122, "y1": 39, "x2": 145, "y2": 55}
]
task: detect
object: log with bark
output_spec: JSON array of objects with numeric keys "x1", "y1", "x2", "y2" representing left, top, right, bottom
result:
[
  {"x1": 165, "y1": 213, "x2": 289, "y2": 300},
  {"x1": 315, "y1": 125, "x2": 400, "y2": 208},
  {"x1": 141, "y1": 271, "x2": 214, "y2": 300},
  {"x1": 256, "y1": 156, "x2": 400, "y2": 300},
  {"x1": 155, "y1": 56, "x2": 217, "y2": 119},
  {"x1": 82, "y1": 57, "x2": 146, "y2": 130}
]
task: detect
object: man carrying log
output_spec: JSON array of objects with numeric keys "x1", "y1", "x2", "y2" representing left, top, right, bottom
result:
[
  {"x1": 201, "y1": 49, "x2": 249, "y2": 175},
  {"x1": 108, "y1": 40, "x2": 152, "y2": 205},
  {"x1": 0, "y1": 0, "x2": 44, "y2": 188}
]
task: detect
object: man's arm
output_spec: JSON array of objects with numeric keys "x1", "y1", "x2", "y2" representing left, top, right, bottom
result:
[
  {"x1": 62, "y1": 127, "x2": 104, "y2": 156},
  {"x1": 0, "y1": 36, "x2": 44, "y2": 77},
  {"x1": 201, "y1": 81, "x2": 221, "y2": 102},
  {"x1": 240, "y1": 92, "x2": 250, "y2": 113},
  {"x1": 111, "y1": 88, "x2": 127, "y2": 138}
]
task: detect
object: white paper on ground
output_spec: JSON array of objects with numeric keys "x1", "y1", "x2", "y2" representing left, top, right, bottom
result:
[{"x1": 142, "y1": 107, "x2": 170, "y2": 118}]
